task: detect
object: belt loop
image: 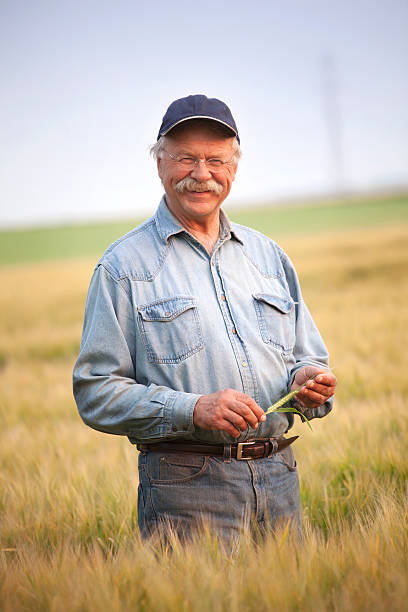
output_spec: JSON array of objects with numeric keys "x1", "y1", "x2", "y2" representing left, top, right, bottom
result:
[
  {"x1": 223, "y1": 444, "x2": 232, "y2": 463},
  {"x1": 267, "y1": 439, "x2": 278, "y2": 457}
]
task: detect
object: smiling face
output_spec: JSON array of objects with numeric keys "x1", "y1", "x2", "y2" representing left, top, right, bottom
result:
[{"x1": 157, "y1": 121, "x2": 239, "y2": 227}]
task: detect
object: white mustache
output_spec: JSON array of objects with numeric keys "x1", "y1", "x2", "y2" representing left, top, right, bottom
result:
[{"x1": 174, "y1": 177, "x2": 223, "y2": 195}]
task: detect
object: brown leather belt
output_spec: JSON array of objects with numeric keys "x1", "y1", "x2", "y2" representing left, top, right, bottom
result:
[{"x1": 137, "y1": 436, "x2": 298, "y2": 461}]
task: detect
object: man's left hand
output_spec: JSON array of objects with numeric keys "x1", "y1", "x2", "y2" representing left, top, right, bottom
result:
[{"x1": 291, "y1": 366, "x2": 337, "y2": 411}]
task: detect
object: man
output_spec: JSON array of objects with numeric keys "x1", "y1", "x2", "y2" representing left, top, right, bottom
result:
[{"x1": 73, "y1": 94, "x2": 337, "y2": 541}]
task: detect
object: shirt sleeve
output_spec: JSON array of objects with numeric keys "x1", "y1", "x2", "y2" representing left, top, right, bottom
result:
[
  {"x1": 280, "y1": 249, "x2": 334, "y2": 421},
  {"x1": 73, "y1": 264, "x2": 200, "y2": 442}
]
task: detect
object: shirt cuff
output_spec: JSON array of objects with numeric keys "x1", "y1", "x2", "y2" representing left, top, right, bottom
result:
[
  {"x1": 165, "y1": 391, "x2": 201, "y2": 436},
  {"x1": 300, "y1": 396, "x2": 333, "y2": 421}
]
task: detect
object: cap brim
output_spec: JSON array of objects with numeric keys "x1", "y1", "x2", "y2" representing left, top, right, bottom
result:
[{"x1": 161, "y1": 115, "x2": 238, "y2": 139}]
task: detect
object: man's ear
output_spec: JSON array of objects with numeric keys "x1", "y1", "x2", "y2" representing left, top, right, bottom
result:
[{"x1": 157, "y1": 158, "x2": 163, "y2": 180}]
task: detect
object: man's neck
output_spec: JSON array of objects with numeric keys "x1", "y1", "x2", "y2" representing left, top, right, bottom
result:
[{"x1": 165, "y1": 200, "x2": 221, "y2": 255}]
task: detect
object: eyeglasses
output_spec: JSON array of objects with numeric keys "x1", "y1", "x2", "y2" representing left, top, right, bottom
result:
[{"x1": 163, "y1": 149, "x2": 235, "y2": 171}]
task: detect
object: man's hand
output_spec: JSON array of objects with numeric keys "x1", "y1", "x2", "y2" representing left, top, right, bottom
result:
[
  {"x1": 291, "y1": 366, "x2": 337, "y2": 411},
  {"x1": 193, "y1": 389, "x2": 266, "y2": 439}
]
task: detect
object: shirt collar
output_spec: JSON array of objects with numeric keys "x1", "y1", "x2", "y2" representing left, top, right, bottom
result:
[
  {"x1": 154, "y1": 196, "x2": 184, "y2": 242},
  {"x1": 219, "y1": 208, "x2": 244, "y2": 244},
  {"x1": 154, "y1": 196, "x2": 244, "y2": 245}
]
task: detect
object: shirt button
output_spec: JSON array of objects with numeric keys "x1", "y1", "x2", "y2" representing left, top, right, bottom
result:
[
  {"x1": 221, "y1": 295, "x2": 226, "y2": 301},
  {"x1": 165, "y1": 311, "x2": 171, "y2": 317},
  {"x1": 242, "y1": 361, "x2": 248, "y2": 367},
  {"x1": 172, "y1": 426, "x2": 177, "y2": 432},
  {"x1": 232, "y1": 328, "x2": 237, "y2": 334}
]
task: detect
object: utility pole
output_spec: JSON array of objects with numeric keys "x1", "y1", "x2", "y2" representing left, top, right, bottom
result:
[{"x1": 321, "y1": 54, "x2": 346, "y2": 195}]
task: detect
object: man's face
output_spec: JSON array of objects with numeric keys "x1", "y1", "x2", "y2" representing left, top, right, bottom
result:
[{"x1": 157, "y1": 123, "x2": 238, "y2": 224}]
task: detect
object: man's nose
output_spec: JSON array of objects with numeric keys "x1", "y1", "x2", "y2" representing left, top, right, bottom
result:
[{"x1": 190, "y1": 160, "x2": 212, "y2": 181}]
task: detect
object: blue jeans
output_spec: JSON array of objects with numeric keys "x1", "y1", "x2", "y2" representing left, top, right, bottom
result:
[{"x1": 137, "y1": 446, "x2": 301, "y2": 542}]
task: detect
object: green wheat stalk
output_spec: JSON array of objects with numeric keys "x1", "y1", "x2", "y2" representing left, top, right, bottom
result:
[{"x1": 264, "y1": 374, "x2": 319, "y2": 431}]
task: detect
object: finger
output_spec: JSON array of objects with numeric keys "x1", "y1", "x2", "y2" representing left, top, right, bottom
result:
[
  {"x1": 305, "y1": 380, "x2": 335, "y2": 397},
  {"x1": 228, "y1": 401, "x2": 259, "y2": 429},
  {"x1": 219, "y1": 418, "x2": 241, "y2": 438},
  {"x1": 225, "y1": 406, "x2": 251, "y2": 431},
  {"x1": 233, "y1": 392, "x2": 265, "y2": 422},
  {"x1": 295, "y1": 393, "x2": 322, "y2": 411},
  {"x1": 298, "y1": 387, "x2": 331, "y2": 407},
  {"x1": 232, "y1": 399, "x2": 266, "y2": 428},
  {"x1": 315, "y1": 372, "x2": 337, "y2": 386},
  {"x1": 294, "y1": 367, "x2": 323, "y2": 386},
  {"x1": 299, "y1": 389, "x2": 328, "y2": 406}
]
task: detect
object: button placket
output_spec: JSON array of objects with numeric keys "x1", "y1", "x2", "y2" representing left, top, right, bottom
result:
[{"x1": 214, "y1": 252, "x2": 258, "y2": 402}]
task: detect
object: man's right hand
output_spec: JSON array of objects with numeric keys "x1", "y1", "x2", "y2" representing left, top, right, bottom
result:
[{"x1": 193, "y1": 389, "x2": 266, "y2": 439}]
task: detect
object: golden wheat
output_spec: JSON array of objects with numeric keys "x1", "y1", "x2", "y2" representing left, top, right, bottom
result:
[{"x1": 0, "y1": 222, "x2": 407, "y2": 611}]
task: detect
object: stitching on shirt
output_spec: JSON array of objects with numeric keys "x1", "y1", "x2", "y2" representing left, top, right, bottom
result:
[
  {"x1": 277, "y1": 249, "x2": 300, "y2": 299},
  {"x1": 234, "y1": 237, "x2": 284, "y2": 278},
  {"x1": 100, "y1": 220, "x2": 172, "y2": 282},
  {"x1": 138, "y1": 242, "x2": 171, "y2": 281},
  {"x1": 103, "y1": 218, "x2": 156, "y2": 255},
  {"x1": 238, "y1": 339, "x2": 261, "y2": 410},
  {"x1": 137, "y1": 295, "x2": 196, "y2": 315},
  {"x1": 136, "y1": 304, "x2": 205, "y2": 364},
  {"x1": 162, "y1": 390, "x2": 176, "y2": 432},
  {"x1": 99, "y1": 263, "x2": 133, "y2": 300},
  {"x1": 141, "y1": 336, "x2": 204, "y2": 365},
  {"x1": 240, "y1": 246, "x2": 283, "y2": 279},
  {"x1": 155, "y1": 213, "x2": 184, "y2": 243},
  {"x1": 253, "y1": 295, "x2": 295, "y2": 354},
  {"x1": 106, "y1": 244, "x2": 171, "y2": 282},
  {"x1": 230, "y1": 223, "x2": 287, "y2": 278},
  {"x1": 215, "y1": 250, "x2": 260, "y2": 405},
  {"x1": 128, "y1": 424, "x2": 165, "y2": 440}
]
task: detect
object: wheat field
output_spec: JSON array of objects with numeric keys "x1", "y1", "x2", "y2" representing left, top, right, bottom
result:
[{"x1": 1, "y1": 218, "x2": 407, "y2": 611}]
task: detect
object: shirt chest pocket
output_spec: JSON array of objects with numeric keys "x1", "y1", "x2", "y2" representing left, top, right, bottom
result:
[
  {"x1": 137, "y1": 296, "x2": 204, "y2": 364},
  {"x1": 253, "y1": 293, "x2": 296, "y2": 354}
]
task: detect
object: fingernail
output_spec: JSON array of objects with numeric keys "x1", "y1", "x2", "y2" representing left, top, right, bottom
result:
[{"x1": 260, "y1": 414, "x2": 266, "y2": 421}]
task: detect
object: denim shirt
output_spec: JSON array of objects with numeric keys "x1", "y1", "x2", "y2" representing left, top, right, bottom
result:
[{"x1": 73, "y1": 198, "x2": 332, "y2": 445}]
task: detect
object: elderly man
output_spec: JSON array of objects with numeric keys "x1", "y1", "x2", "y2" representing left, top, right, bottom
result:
[{"x1": 73, "y1": 94, "x2": 337, "y2": 541}]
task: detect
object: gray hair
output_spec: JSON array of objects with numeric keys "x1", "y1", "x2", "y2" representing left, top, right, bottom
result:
[{"x1": 150, "y1": 134, "x2": 242, "y2": 162}]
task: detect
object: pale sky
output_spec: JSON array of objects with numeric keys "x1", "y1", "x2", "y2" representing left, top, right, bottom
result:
[{"x1": 1, "y1": 0, "x2": 407, "y2": 228}]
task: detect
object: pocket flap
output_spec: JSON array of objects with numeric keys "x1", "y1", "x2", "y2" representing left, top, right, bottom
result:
[
  {"x1": 253, "y1": 293, "x2": 294, "y2": 314},
  {"x1": 139, "y1": 296, "x2": 196, "y2": 322}
]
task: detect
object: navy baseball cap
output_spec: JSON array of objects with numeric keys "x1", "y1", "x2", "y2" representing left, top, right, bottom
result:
[{"x1": 157, "y1": 94, "x2": 240, "y2": 143}]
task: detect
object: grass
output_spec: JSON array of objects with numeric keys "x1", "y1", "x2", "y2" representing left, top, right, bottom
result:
[
  {"x1": 231, "y1": 192, "x2": 408, "y2": 238},
  {"x1": 0, "y1": 192, "x2": 407, "y2": 265},
  {"x1": 1, "y1": 199, "x2": 408, "y2": 610}
]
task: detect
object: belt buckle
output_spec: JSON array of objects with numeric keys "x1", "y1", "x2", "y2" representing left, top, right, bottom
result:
[{"x1": 236, "y1": 441, "x2": 256, "y2": 460}]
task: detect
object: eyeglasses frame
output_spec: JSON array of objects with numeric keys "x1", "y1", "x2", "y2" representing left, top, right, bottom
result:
[{"x1": 162, "y1": 149, "x2": 236, "y2": 172}]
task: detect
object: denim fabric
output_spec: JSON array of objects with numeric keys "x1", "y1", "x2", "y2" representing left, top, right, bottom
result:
[
  {"x1": 73, "y1": 197, "x2": 332, "y2": 445},
  {"x1": 137, "y1": 446, "x2": 301, "y2": 541}
]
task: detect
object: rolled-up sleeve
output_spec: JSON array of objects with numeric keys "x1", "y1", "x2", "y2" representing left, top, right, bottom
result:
[
  {"x1": 73, "y1": 265, "x2": 200, "y2": 441},
  {"x1": 280, "y1": 250, "x2": 334, "y2": 420}
]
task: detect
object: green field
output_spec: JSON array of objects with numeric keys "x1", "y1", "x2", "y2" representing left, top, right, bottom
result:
[
  {"x1": 1, "y1": 193, "x2": 407, "y2": 265},
  {"x1": 1, "y1": 195, "x2": 408, "y2": 610}
]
